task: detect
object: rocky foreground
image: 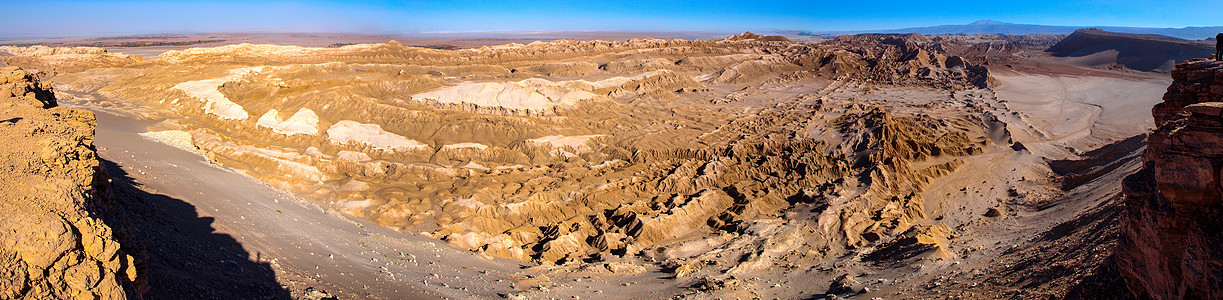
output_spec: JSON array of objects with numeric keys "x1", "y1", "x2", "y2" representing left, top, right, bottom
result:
[{"x1": 0, "y1": 67, "x2": 141, "y2": 298}]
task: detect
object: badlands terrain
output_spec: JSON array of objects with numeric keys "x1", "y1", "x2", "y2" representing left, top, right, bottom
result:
[{"x1": 0, "y1": 28, "x2": 1219, "y2": 299}]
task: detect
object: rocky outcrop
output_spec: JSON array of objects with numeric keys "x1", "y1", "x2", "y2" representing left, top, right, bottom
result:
[
  {"x1": 0, "y1": 67, "x2": 141, "y2": 299},
  {"x1": 784, "y1": 34, "x2": 991, "y2": 88},
  {"x1": 700, "y1": 54, "x2": 803, "y2": 85},
  {"x1": 935, "y1": 34, "x2": 1065, "y2": 66},
  {"x1": 1120, "y1": 59, "x2": 1223, "y2": 299}
]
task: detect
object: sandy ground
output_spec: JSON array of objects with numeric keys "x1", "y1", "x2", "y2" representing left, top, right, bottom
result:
[
  {"x1": 993, "y1": 69, "x2": 1168, "y2": 152},
  {"x1": 855, "y1": 65, "x2": 1164, "y2": 298},
  {"x1": 80, "y1": 102, "x2": 523, "y2": 299}
]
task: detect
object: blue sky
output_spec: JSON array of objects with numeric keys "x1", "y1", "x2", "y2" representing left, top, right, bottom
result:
[{"x1": 3, "y1": 0, "x2": 1222, "y2": 35}]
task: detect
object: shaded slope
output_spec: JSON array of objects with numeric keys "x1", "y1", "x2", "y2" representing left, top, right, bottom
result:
[{"x1": 100, "y1": 158, "x2": 290, "y2": 299}]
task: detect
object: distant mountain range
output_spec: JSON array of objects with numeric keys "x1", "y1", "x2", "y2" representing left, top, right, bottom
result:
[{"x1": 786, "y1": 20, "x2": 1223, "y2": 40}]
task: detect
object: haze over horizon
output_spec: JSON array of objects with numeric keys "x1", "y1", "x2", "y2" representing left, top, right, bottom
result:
[{"x1": 4, "y1": 0, "x2": 1223, "y2": 36}]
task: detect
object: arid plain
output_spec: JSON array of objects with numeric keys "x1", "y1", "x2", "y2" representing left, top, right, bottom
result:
[{"x1": 1, "y1": 28, "x2": 1219, "y2": 299}]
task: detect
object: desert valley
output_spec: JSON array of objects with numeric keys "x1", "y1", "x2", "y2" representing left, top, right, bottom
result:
[{"x1": 1, "y1": 11, "x2": 1222, "y2": 300}]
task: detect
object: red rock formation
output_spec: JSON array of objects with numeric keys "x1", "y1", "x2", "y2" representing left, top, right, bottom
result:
[{"x1": 1120, "y1": 59, "x2": 1223, "y2": 299}]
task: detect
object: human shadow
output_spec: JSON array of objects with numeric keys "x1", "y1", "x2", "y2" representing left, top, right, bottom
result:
[{"x1": 94, "y1": 158, "x2": 292, "y2": 299}]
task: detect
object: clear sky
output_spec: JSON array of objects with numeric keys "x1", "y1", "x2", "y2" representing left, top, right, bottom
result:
[{"x1": 3, "y1": 0, "x2": 1222, "y2": 36}]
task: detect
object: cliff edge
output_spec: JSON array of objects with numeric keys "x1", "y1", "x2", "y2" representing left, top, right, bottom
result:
[
  {"x1": 1120, "y1": 59, "x2": 1223, "y2": 299},
  {"x1": 0, "y1": 67, "x2": 141, "y2": 299}
]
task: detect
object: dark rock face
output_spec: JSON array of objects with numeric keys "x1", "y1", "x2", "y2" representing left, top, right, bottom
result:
[{"x1": 1119, "y1": 59, "x2": 1223, "y2": 299}]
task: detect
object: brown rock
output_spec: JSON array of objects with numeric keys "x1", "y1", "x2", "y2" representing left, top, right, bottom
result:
[
  {"x1": 0, "y1": 67, "x2": 141, "y2": 299},
  {"x1": 984, "y1": 207, "x2": 1004, "y2": 217},
  {"x1": 826, "y1": 273, "x2": 861, "y2": 295},
  {"x1": 1119, "y1": 60, "x2": 1223, "y2": 299},
  {"x1": 865, "y1": 223, "x2": 953, "y2": 262},
  {"x1": 1184, "y1": 102, "x2": 1223, "y2": 117}
]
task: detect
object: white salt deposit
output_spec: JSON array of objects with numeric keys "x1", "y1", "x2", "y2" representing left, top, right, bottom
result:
[
  {"x1": 171, "y1": 67, "x2": 265, "y2": 120},
  {"x1": 589, "y1": 69, "x2": 672, "y2": 89},
  {"x1": 340, "y1": 199, "x2": 374, "y2": 210},
  {"x1": 256, "y1": 108, "x2": 320, "y2": 136},
  {"x1": 137, "y1": 130, "x2": 204, "y2": 156},
  {"x1": 441, "y1": 142, "x2": 490, "y2": 150},
  {"x1": 336, "y1": 150, "x2": 373, "y2": 162},
  {"x1": 326, "y1": 120, "x2": 429, "y2": 152},
  {"x1": 411, "y1": 78, "x2": 597, "y2": 111},
  {"x1": 526, "y1": 134, "x2": 604, "y2": 151},
  {"x1": 457, "y1": 161, "x2": 490, "y2": 170}
]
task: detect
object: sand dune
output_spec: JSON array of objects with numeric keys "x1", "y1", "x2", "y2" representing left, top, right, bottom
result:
[{"x1": 1048, "y1": 28, "x2": 1213, "y2": 72}]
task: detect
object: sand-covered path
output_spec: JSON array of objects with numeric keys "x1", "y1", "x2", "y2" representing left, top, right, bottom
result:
[{"x1": 84, "y1": 104, "x2": 518, "y2": 299}]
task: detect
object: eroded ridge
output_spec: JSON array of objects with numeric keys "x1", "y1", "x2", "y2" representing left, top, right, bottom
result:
[{"x1": 3, "y1": 32, "x2": 1036, "y2": 298}]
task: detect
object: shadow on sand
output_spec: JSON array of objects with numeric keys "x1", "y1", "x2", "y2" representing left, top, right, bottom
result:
[{"x1": 93, "y1": 158, "x2": 292, "y2": 299}]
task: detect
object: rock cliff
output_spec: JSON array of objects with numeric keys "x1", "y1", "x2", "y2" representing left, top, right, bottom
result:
[
  {"x1": 1120, "y1": 59, "x2": 1223, "y2": 299},
  {"x1": 0, "y1": 67, "x2": 141, "y2": 299}
]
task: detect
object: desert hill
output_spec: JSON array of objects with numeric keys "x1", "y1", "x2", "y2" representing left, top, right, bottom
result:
[
  {"x1": 1047, "y1": 28, "x2": 1214, "y2": 72},
  {"x1": 817, "y1": 20, "x2": 1223, "y2": 40}
]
